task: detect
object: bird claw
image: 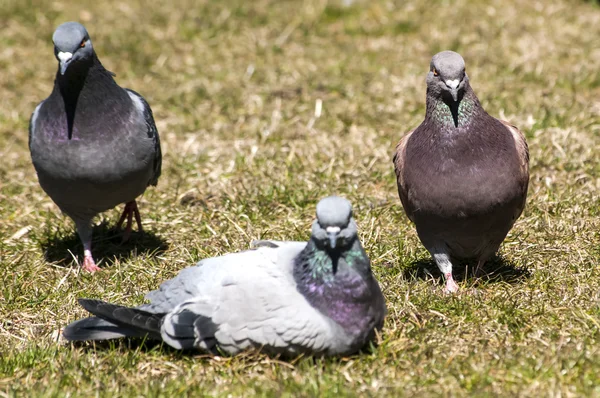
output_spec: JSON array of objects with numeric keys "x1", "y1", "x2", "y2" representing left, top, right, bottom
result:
[
  {"x1": 82, "y1": 256, "x2": 101, "y2": 273},
  {"x1": 444, "y1": 275, "x2": 459, "y2": 294}
]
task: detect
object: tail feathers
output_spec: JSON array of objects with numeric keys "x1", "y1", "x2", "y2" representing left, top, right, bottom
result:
[
  {"x1": 63, "y1": 316, "x2": 147, "y2": 341},
  {"x1": 63, "y1": 299, "x2": 165, "y2": 342}
]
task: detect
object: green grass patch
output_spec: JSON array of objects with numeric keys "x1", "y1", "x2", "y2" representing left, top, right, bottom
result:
[{"x1": 1, "y1": 0, "x2": 600, "y2": 396}]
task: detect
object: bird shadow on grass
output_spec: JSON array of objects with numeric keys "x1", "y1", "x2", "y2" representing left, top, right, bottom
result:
[
  {"x1": 67, "y1": 337, "x2": 378, "y2": 364},
  {"x1": 68, "y1": 338, "x2": 183, "y2": 355},
  {"x1": 66, "y1": 337, "x2": 377, "y2": 363},
  {"x1": 39, "y1": 220, "x2": 168, "y2": 269},
  {"x1": 403, "y1": 254, "x2": 531, "y2": 286}
]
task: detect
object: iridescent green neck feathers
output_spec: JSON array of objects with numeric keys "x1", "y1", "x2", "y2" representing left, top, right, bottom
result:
[{"x1": 428, "y1": 87, "x2": 479, "y2": 129}]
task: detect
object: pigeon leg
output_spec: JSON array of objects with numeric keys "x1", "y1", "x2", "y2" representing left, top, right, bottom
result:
[
  {"x1": 433, "y1": 251, "x2": 459, "y2": 293},
  {"x1": 474, "y1": 259, "x2": 486, "y2": 278},
  {"x1": 122, "y1": 208, "x2": 134, "y2": 243},
  {"x1": 132, "y1": 201, "x2": 143, "y2": 233},
  {"x1": 75, "y1": 219, "x2": 101, "y2": 272},
  {"x1": 116, "y1": 201, "x2": 142, "y2": 242},
  {"x1": 116, "y1": 201, "x2": 133, "y2": 231},
  {"x1": 82, "y1": 244, "x2": 100, "y2": 272}
]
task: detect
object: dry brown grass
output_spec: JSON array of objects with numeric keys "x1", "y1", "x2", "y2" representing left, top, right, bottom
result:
[{"x1": 1, "y1": 0, "x2": 600, "y2": 396}]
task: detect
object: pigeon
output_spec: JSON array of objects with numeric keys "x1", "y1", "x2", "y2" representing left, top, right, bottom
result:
[
  {"x1": 393, "y1": 51, "x2": 529, "y2": 293},
  {"x1": 29, "y1": 22, "x2": 162, "y2": 272},
  {"x1": 63, "y1": 196, "x2": 387, "y2": 356}
]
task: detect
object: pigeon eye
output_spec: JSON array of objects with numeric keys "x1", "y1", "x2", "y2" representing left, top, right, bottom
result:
[
  {"x1": 432, "y1": 68, "x2": 439, "y2": 76},
  {"x1": 80, "y1": 40, "x2": 86, "y2": 48}
]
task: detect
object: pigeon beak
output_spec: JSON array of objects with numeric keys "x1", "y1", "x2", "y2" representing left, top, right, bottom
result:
[
  {"x1": 445, "y1": 79, "x2": 460, "y2": 102},
  {"x1": 450, "y1": 88, "x2": 458, "y2": 102},
  {"x1": 326, "y1": 226, "x2": 341, "y2": 249},
  {"x1": 58, "y1": 51, "x2": 73, "y2": 75}
]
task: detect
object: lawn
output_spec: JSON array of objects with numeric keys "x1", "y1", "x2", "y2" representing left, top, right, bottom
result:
[{"x1": 1, "y1": 0, "x2": 599, "y2": 396}]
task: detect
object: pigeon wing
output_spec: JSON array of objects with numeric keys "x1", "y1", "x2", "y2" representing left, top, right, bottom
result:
[
  {"x1": 125, "y1": 89, "x2": 162, "y2": 187},
  {"x1": 393, "y1": 129, "x2": 416, "y2": 222},
  {"x1": 159, "y1": 246, "x2": 342, "y2": 355}
]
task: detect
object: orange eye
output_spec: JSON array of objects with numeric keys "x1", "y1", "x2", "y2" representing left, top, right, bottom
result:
[
  {"x1": 432, "y1": 67, "x2": 438, "y2": 76},
  {"x1": 80, "y1": 40, "x2": 86, "y2": 48}
]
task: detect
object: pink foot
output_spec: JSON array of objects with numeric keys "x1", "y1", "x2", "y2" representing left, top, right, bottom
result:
[
  {"x1": 82, "y1": 256, "x2": 101, "y2": 273},
  {"x1": 444, "y1": 273, "x2": 459, "y2": 294}
]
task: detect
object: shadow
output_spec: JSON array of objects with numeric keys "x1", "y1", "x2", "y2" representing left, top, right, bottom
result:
[
  {"x1": 39, "y1": 220, "x2": 168, "y2": 269},
  {"x1": 66, "y1": 336, "x2": 377, "y2": 362},
  {"x1": 403, "y1": 253, "x2": 531, "y2": 286},
  {"x1": 67, "y1": 337, "x2": 186, "y2": 355}
]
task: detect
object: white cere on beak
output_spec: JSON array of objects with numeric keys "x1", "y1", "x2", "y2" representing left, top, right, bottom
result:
[
  {"x1": 58, "y1": 51, "x2": 73, "y2": 63},
  {"x1": 445, "y1": 79, "x2": 459, "y2": 89},
  {"x1": 326, "y1": 226, "x2": 341, "y2": 234}
]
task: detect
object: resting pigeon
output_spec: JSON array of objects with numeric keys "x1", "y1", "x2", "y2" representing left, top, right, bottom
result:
[
  {"x1": 29, "y1": 22, "x2": 162, "y2": 272},
  {"x1": 393, "y1": 51, "x2": 529, "y2": 293},
  {"x1": 63, "y1": 196, "x2": 387, "y2": 356}
]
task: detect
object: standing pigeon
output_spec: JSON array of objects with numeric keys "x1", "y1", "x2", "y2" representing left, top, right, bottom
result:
[
  {"x1": 63, "y1": 196, "x2": 387, "y2": 356},
  {"x1": 393, "y1": 51, "x2": 529, "y2": 293},
  {"x1": 29, "y1": 22, "x2": 162, "y2": 272}
]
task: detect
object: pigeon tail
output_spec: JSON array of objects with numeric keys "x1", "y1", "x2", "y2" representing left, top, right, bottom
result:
[
  {"x1": 63, "y1": 299, "x2": 164, "y2": 341},
  {"x1": 62, "y1": 316, "x2": 146, "y2": 341}
]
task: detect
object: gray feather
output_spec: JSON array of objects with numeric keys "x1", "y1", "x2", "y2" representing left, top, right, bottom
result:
[
  {"x1": 63, "y1": 197, "x2": 386, "y2": 356},
  {"x1": 62, "y1": 316, "x2": 146, "y2": 341}
]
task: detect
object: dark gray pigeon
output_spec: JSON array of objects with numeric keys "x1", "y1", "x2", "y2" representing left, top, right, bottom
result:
[
  {"x1": 393, "y1": 51, "x2": 529, "y2": 293},
  {"x1": 63, "y1": 196, "x2": 387, "y2": 356},
  {"x1": 29, "y1": 22, "x2": 162, "y2": 272}
]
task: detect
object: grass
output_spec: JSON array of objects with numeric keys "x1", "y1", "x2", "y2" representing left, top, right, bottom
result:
[{"x1": 1, "y1": 0, "x2": 600, "y2": 395}]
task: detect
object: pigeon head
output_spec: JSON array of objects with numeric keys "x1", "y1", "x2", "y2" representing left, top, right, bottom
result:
[
  {"x1": 311, "y1": 196, "x2": 357, "y2": 250},
  {"x1": 52, "y1": 22, "x2": 94, "y2": 76},
  {"x1": 427, "y1": 51, "x2": 468, "y2": 103}
]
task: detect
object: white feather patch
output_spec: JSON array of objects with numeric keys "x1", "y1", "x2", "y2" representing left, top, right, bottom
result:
[
  {"x1": 57, "y1": 51, "x2": 73, "y2": 63},
  {"x1": 445, "y1": 79, "x2": 459, "y2": 89},
  {"x1": 127, "y1": 91, "x2": 146, "y2": 114},
  {"x1": 30, "y1": 102, "x2": 43, "y2": 133}
]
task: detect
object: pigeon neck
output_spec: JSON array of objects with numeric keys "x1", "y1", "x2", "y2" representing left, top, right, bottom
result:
[
  {"x1": 298, "y1": 238, "x2": 372, "y2": 280},
  {"x1": 52, "y1": 54, "x2": 126, "y2": 140},
  {"x1": 426, "y1": 84, "x2": 481, "y2": 130},
  {"x1": 293, "y1": 238, "x2": 379, "y2": 334},
  {"x1": 55, "y1": 53, "x2": 105, "y2": 96}
]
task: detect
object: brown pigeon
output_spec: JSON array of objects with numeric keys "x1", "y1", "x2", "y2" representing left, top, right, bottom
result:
[{"x1": 393, "y1": 51, "x2": 529, "y2": 293}]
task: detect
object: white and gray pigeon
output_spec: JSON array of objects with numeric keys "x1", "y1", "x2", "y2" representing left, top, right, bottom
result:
[
  {"x1": 29, "y1": 22, "x2": 162, "y2": 272},
  {"x1": 63, "y1": 196, "x2": 387, "y2": 356},
  {"x1": 393, "y1": 51, "x2": 529, "y2": 293}
]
